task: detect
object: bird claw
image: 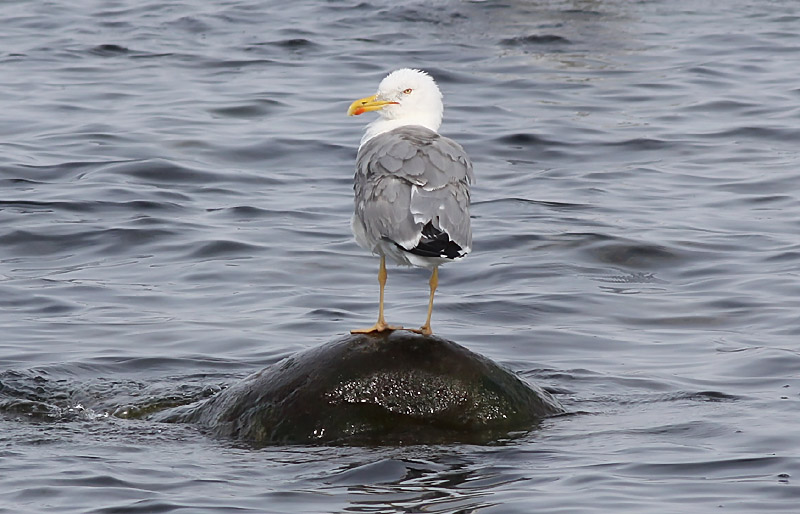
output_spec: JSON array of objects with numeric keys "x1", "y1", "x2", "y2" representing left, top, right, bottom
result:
[
  {"x1": 350, "y1": 322, "x2": 403, "y2": 335},
  {"x1": 406, "y1": 326, "x2": 433, "y2": 336}
]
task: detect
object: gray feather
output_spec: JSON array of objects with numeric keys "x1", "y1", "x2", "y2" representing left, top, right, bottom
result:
[{"x1": 353, "y1": 125, "x2": 473, "y2": 260}]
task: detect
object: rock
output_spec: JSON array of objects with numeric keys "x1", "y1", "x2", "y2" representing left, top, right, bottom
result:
[{"x1": 156, "y1": 332, "x2": 564, "y2": 445}]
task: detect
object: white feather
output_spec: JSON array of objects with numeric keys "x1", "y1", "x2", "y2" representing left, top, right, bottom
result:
[{"x1": 360, "y1": 68, "x2": 444, "y2": 148}]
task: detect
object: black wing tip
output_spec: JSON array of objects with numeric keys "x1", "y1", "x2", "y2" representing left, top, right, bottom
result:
[{"x1": 396, "y1": 221, "x2": 467, "y2": 260}]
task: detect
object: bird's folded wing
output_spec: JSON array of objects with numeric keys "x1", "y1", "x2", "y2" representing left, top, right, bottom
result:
[{"x1": 354, "y1": 126, "x2": 473, "y2": 252}]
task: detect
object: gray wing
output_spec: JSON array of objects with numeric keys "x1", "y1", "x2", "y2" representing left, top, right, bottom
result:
[{"x1": 354, "y1": 126, "x2": 474, "y2": 254}]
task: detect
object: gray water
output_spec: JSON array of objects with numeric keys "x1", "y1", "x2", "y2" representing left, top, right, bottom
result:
[{"x1": 2, "y1": 0, "x2": 799, "y2": 512}]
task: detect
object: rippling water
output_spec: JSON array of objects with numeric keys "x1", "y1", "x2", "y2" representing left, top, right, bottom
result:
[{"x1": 2, "y1": 0, "x2": 799, "y2": 512}]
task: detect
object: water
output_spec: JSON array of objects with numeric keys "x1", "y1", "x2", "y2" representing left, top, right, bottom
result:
[{"x1": 1, "y1": 0, "x2": 799, "y2": 511}]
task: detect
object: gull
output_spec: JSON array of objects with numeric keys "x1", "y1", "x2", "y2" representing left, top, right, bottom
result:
[{"x1": 347, "y1": 68, "x2": 474, "y2": 335}]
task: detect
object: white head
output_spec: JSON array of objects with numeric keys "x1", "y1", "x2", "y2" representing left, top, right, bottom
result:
[{"x1": 348, "y1": 68, "x2": 444, "y2": 146}]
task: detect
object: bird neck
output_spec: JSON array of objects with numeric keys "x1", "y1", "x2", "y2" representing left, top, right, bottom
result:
[{"x1": 360, "y1": 113, "x2": 443, "y2": 148}]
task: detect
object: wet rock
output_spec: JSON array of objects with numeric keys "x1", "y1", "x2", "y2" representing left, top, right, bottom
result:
[{"x1": 156, "y1": 332, "x2": 564, "y2": 445}]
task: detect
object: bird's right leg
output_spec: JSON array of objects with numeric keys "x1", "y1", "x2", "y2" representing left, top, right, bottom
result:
[{"x1": 351, "y1": 255, "x2": 403, "y2": 334}]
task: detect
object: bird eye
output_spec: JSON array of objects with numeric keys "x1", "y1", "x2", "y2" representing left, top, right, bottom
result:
[{"x1": 403, "y1": 88, "x2": 413, "y2": 94}]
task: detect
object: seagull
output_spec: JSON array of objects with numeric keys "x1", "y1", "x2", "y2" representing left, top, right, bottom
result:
[{"x1": 347, "y1": 68, "x2": 474, "y2": 335}]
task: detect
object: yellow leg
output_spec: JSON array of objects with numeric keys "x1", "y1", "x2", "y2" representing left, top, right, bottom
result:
[
  {"x1": 409, "y1": 266, "x2": 438, "y2": 336},
  {"x1": 351, "y1": 255, "x2": 403, "y2": 334}
]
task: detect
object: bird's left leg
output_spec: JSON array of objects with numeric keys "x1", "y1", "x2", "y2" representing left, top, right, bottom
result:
[
  {"x1": 351, "y1": 255, "x2": 403, "y2": 334},
  {"x1": 410, "y1": 266, "x2": 438, "y2": 336}
]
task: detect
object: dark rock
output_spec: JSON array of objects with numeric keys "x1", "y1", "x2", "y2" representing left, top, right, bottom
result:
[{"x1": 155, "y1": 332, "x2": 564, "y2": 445}]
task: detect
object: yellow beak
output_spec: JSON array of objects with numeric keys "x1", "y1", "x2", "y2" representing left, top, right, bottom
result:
[{"x1": 347, "y1": 94, "x2": 398, "y2": 116}]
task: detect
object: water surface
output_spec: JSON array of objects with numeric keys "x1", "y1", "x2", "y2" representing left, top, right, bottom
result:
[{"x1": 1, "y1": 0, "x2": 799, "y2": 512}]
